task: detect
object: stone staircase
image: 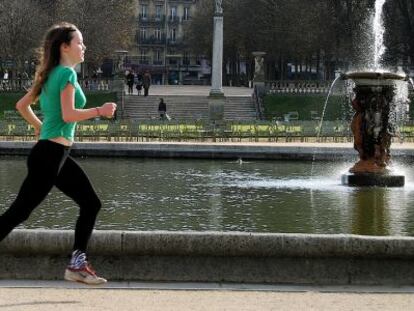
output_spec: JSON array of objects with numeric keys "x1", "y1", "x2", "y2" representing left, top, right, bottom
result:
[{"x1": 121, "y1": 95, "x2": 257, "y2": 121}]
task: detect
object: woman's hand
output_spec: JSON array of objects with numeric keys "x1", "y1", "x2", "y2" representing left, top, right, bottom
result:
[
  {"x1": 34, "y1": 126, "x2": 41, "y2": 139},
  {"x1": 99, "y1": 102, "x2": 117, "y2": 118}
]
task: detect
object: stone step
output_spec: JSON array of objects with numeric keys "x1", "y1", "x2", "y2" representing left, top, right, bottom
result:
[{"x1": 121, "y1": 94, "x2": 257, "y2": 121}]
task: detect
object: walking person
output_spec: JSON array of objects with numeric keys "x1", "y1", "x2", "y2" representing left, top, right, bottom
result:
[
  {"x1": 126, "y1": 70, "x2": 134, "y2": 95},
  {"x1": 158, "y1": 98, "x2": 167, "y2": 120},
  {"x1": 135, "y1": 79, "x2": 142, "y2": 96},
  {"x1": 0, "y1": 22, "x2": 116, "y2": 285},
  {"x1": 143, "y1": 70, "x2": 151, "y2": 96}
]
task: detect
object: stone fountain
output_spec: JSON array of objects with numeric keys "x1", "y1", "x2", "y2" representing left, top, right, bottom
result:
[
  {"x1": 339, "y1": 0, "x2": 411, "y2": 187},
  {"x1": 341, "y1": 71, "x2": 408, "y2": 187}
]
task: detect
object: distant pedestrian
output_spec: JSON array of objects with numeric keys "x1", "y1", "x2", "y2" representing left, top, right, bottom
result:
[
  {"x1": 126, "y1": 71, "x2": 134, "y2": 95},
  {"x1": 135, "y1": 80, "x2": 142, "y2": 95},
  {"x1": 143, "y1": 70, "x2": 151, "y2": 96},
  {"x1": 158, "y1": 98, "x2": 167, "y2": 120}
]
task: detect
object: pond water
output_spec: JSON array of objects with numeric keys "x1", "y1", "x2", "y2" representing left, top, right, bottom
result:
[{"x1": 1, "y1": 156, "x2": 414, "y2": 236}]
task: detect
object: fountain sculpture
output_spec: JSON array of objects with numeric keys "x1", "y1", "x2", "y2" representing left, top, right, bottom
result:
[
  {"x1": 341, "y1": 72, "x2": 408, "y2": 187},
  {"x1": 340, "y1": 0, "x2": 410, "y2": 187}
]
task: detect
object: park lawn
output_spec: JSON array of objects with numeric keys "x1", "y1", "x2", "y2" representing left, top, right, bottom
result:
[
  {"x1": 263, "y1": 94, "x2": 414, "y2": 121},
  {"x1": 0, "y1": 92, "x2": 117, "y2": 119},
  {"x1": 263, "y1": 95, "x2": 350, "y2": 121}
]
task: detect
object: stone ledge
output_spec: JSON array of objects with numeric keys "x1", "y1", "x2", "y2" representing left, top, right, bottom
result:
[
  {"x1": 0, "y1": 141, "x2": 368, "y2": 161},
  {"x1": 1, "y1": 230, "x2": 414, "y2": 285},
  {"x1": 2, "y1": 230, "x2": 414, "y2": 258},
  {"x1": 1, "y1": 141, "x2": 413, "y2": 161}
]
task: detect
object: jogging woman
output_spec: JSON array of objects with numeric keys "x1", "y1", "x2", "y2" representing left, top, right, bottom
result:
[{"x1": 0, "y1": 22, "x2": 116, "y2": 285}]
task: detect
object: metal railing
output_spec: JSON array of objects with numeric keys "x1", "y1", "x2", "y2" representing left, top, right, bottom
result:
[
  {"x1": 138, "y1": 15, "x2": 166, "y2": 23},
  {"x1": 79, "y1": 79, "x2": 113, "y2": 91},
  {"x1": 138, "y1": 37, "x2": 167, "y2": 45}
]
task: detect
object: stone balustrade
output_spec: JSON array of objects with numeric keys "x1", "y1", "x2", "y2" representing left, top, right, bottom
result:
[
  {"x1": 265, "y1": 80, "x2": 334, "y2": 95},
  {"x1": 0, "y1": 78, "x2": 113, "y2": 92},
  {"x1": 0, "y1": 79, "x2": 32, "y2": 92}
]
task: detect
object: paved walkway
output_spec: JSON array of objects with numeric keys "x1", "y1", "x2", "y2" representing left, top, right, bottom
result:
[
  {"x1": 124, "y1": 85, "x2": 254, "y2": 97},
  {"x1": 0, "y1": 281, "x2": 413, "y2": 311}
]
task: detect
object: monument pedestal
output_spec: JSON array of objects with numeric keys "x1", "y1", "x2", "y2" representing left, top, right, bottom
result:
[
  {"x1": 208, "y1": 93, "x2": 225, "y2": 122},
  {"x1": 112, "y1": 78, "x2": 125, "y2": 119}
]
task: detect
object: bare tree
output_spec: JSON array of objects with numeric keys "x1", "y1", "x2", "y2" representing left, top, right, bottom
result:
[
  {"x1": 382, "y1": 0, "x2": 414, "y2": 69},
  {"x1": 186, "y1": 0, "x2": 394, "y2": 81},
  {"x1": 0, "y1": 0, "x2": 49, "y2": 71},
  {"x1": 54, "y1": 0, "x2": 137, "y2": 69},
  {"x1": 0, "y1": 0, "x2": 137, "y2": 75}
]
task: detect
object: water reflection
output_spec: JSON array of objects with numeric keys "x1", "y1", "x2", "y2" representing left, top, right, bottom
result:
[
  {"x1": 207, "y1": 162, "x2": 223, "y2": 230},
  {"x1": 350, "y1": 188, "x2": 390, "y2": 235},
  {"x1": 0, "y1": 156, "x2": 414, "y2": 235}
]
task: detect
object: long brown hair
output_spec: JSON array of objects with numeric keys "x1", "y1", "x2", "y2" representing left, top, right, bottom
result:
[{"x1": 31, "y1": 22, "x2": 78, "y2": 102}]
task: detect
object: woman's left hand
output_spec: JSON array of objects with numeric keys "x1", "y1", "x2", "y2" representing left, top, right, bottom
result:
[
  {"x1": 34, "y1": 127, "x2": 40, "y2": 139},
  {"x1": 99, "y1": 102, "x2": 117, "y2": 118}
]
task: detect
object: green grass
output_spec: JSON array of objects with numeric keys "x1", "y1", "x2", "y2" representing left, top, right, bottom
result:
[
  {"x1": 263, "y1": 94, "x2": 414, "y2": 121},
  {"x1": 263, "y1": 95, "x2": 350, "y2": 121},
  {"x1": 0, "y1": 93, "x2": 21, "y2": 112},
  {"x1": 0, "y1": 92, "x2": 117, "y2": 118},
  {"x1": 83, "y1": 92, "x2": 117, "y2": 109}
]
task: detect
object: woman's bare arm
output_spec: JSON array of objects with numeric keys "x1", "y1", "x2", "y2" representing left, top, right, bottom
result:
[
  {"x1": 60, "y1": 84, "x2": 116, "y2": 122},
  {"x1": 15, "y1": 90, "x2": 42, "y2": 134}
]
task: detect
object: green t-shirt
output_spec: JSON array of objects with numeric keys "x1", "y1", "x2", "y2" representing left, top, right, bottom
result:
[{"x1": 39, "y1": 65, "x2": 86, "y2": 141}]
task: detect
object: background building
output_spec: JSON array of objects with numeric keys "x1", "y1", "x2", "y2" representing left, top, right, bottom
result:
[{"x1": 127, "y1": 0, "x2": 210, "y2": 85}]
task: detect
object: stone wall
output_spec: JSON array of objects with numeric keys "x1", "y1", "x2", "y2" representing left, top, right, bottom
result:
[{"x1": 1, "y1": 229, "x2": 414, "y2": 285}]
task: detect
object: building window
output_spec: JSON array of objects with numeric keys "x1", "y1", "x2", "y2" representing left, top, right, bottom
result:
[
  {"x1": 155, "y1": 28, "x2": 162, "y2": 41},
  {"x1": 184, "y1": 7, "x2": 190, "y2": 21},
  {"x1": 155, "y1": 5, "x2": 163, "y2": 19},
  {"x1": 140, "y1": 50, "x2": 148, "y2": 64},
  {"x1": 168, "y1": 49, "x2": 177, "y2": 64},
  {"x1": 170, "y1": 28, "x2": 176, "y2": 42},
  {"x1": 183, "y1": 52, "x2": 190, "y2": 65},
  {"x1": 140, "y1": 28, "x2": 147, "y2": 41},
  {"x1": 170, "y1": 6, "x2": 177, "y2": 21},
  {"x1": 153, "y1": 50, "x2": 162, "y2": 65},
  {"x1": 140, "y1": 4, "x2": 148, "y2": 19}
]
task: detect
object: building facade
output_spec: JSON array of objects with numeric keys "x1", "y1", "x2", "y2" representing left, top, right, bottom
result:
[{"x1": 127, "y1": 0, "x2": 210, "y2": 85}]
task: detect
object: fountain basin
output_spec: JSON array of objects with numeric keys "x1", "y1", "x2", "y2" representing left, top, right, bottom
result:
[
  {"x1": 341, "y1": 173, "x2": 404, "y2": 187},
  {"x1": 343, "y1": 71, "x2": 407, "y2": 86},
  {"x1": 2, "y1": 153, "x2": 414, "y2": 235}
]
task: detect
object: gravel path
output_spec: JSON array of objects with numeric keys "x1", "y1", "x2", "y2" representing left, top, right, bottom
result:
[{"x1": 0, "y1": 287, "x2": 413, "y2": 311}]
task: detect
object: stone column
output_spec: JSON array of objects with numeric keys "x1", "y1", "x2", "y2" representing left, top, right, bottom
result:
[
  {"x1": 210, "y1": 16, "x2": 224, "y2": 96},
  {"x1": 209, "y1": 2, "x2": 225, "y2": 122}
]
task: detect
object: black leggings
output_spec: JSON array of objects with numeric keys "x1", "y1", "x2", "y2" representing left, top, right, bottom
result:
[{"x1": 0, "y1": 140, "x2": 101, "y2": 252}]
